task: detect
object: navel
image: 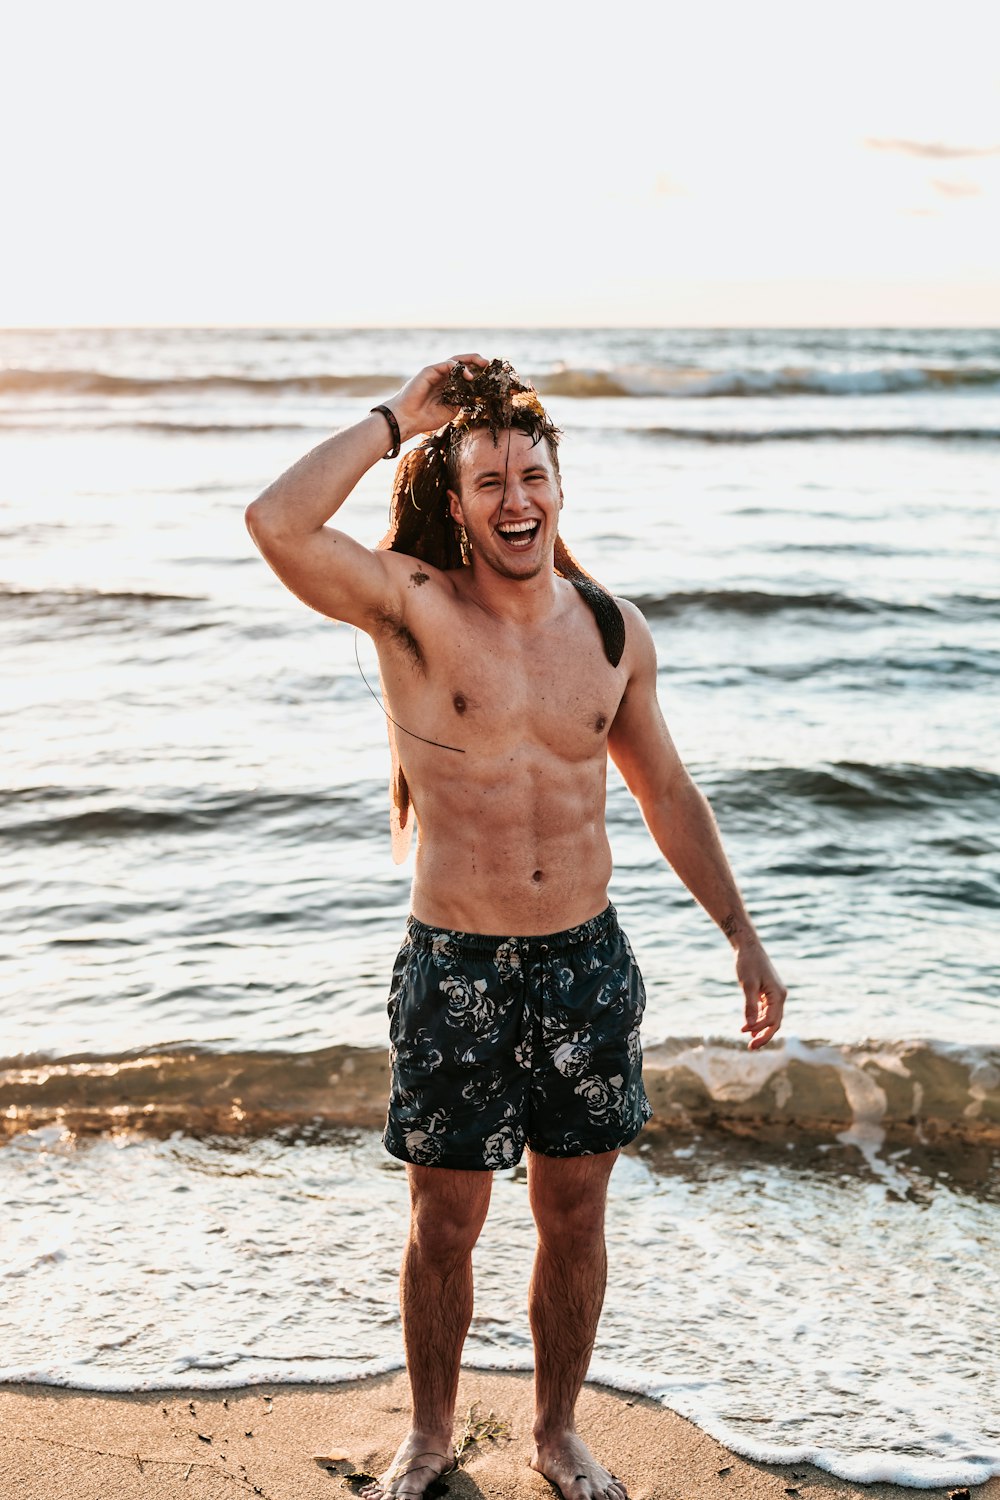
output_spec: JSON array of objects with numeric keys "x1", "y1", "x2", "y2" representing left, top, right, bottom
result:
[
  {"x1": 532, "y1": 869, "x2": 543, "y2": 883},
  {"x1": 453, "y1": 693, "x2": 467, "y2": 715}
]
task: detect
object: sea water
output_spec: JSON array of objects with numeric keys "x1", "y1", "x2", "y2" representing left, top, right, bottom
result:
[{"x1": 1, "y1": 326, "x2": 998, "y2": 1485}]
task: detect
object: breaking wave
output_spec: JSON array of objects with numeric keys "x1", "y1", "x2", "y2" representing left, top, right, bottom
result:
[
  {"x1": 0, "y1": 369, "x2": 396, "y2": 398},
  {"x1": 4, "y1": 361, "x2": 1000, "y2": 404},
  {"x1": 626, "y1": 586, "x2": 976, "y2": 618},
  {"x1": 536, "y1": 362, "x2": 1000, "y2": 398},
  {"x1": 707, "y1": 760, "x2": 1000, "y2": 814},
  {"x1": 1, "y1": 1036, "x2": 997, "y2": 1148}
]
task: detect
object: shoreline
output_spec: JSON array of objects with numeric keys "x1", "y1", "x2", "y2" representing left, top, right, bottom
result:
[{"x1": 2, "y1": 1370, "x2": 998, "y2": 1500}]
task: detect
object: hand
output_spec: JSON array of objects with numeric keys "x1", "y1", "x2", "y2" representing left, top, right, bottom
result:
[
  {"x1": 736, "y1": 942, "x2": 787, "y2": 1050},
  {"x1": 384, "y1": 353, "x2": 490, "y2": 442}
]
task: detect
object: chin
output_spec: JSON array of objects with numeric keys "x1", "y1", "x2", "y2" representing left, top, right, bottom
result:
[{"x1": 492, "y1": 554, "x2": 548, "y2": 581}]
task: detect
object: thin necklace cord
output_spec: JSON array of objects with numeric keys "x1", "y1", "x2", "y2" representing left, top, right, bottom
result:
[{"x1": 352, "y1": 629, "x2": 466, "y2": 754}]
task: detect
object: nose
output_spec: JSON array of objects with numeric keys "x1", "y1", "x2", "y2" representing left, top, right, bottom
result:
[{"x1": 499, "y1": 478, "x2": 532, "y2": 511}]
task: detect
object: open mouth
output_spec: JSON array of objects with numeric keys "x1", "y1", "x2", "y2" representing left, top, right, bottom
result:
[{"x1": 495, "y1": 519, "x2": 541, "y2": 549}]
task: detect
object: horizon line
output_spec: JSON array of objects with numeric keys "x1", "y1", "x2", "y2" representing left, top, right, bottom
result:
[{"x1": 3, "y1": 321, "x2": 1000, "y2": 333}]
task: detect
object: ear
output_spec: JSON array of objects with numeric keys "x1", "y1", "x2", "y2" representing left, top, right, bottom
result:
[{"x1": 447, "y1": 488, "x2": 464, "y2": 526}]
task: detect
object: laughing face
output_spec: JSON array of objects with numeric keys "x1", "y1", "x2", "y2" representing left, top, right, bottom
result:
[{"x1": 447, "y1": 427, "x2": 564, "y2": 581}]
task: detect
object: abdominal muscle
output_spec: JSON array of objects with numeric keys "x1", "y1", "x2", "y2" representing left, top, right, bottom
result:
[{"x1": 406, "y1": 747, "x2": 614, "y2": 937}]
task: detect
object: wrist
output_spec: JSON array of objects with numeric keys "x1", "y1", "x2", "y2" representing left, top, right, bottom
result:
[
  {"x1": 721, "y1": 913, "x2": 760, "y2": 950},
  {"x1": 380, "y1": 395, "x2": 424, "y2": 447},
  {"x1": 369, "y1": 403, "x2": 402, "y2": 458}
]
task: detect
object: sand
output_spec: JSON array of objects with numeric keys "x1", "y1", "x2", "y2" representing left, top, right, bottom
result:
[{"x1": 1, "y1": 1370, "x2": 996, "y2": 1500}]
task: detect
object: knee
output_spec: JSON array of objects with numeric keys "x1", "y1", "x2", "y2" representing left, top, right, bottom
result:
[
  {"x1": 533, "y1": 1191, "x2": 606, "y2": 1250},
  {"x1": 409, "y1": 1194, "x2": 485, "y2": 1267}
]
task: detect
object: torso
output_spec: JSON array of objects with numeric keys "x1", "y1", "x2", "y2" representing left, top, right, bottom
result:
[{"x1": 368, "y1": 562, "x2": 629, "y2": 935}]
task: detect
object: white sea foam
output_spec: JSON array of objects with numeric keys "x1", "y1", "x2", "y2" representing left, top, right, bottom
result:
[{"x1": 1, "y1": 1126, "x2": 997, "y2": 1488}]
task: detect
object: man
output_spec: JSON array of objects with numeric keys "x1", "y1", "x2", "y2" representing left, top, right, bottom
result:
[{"x1": 245, "y1": 354, "x2": 786, "y2": 1500}]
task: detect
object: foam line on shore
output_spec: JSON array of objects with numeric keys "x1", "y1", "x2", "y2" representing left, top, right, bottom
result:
[{"x1": 2, "y1": 1357, "x2": 997, "y2": 1488}]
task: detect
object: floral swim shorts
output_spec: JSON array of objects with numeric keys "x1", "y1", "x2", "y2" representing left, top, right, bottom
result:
[{"x1": 382, "y1": 903, "x2": 653, "y2": 1171}]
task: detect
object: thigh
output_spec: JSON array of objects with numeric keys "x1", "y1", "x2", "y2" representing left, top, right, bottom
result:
[
  {"x1": 526, "y1": 1147, "x2": 619, "y2": 1238},
  {"x1": 407, "y1": 1163, "x2": 494, "y2": 1249}
]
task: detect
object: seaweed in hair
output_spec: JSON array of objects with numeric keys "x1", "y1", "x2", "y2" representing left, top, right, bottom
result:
[{"x1": 438, "y1": 358, "x2": 546, "y2": 443}]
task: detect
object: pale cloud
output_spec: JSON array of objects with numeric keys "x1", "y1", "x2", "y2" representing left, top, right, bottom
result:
[
  {"x1": 653, "y1": 173, "x2": 686, "y2": 197},
  {"x1": 866, "y1": 138, "x2": 1000, "y2": 159},
  {"x1": 932, "y1": 179, "x2": 982, "y2": 198}
]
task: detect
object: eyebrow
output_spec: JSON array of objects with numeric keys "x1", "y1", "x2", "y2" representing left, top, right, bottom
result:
[{"x1": 473, "y1": 465, "x2": 548, "y2": 482}]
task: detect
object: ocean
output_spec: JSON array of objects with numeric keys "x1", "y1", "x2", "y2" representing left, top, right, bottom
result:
[{"x1": 1, "y1": 326, "x2": 998, "y2": 1488}]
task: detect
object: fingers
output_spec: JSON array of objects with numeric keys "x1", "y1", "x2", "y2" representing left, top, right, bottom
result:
[
  {"x1": 747, "y1": 995, "x2": 783, "y2": 1049},
  {"x1": 423, "y1": 352, "x2": 488, "y2": 382},
  {"x1": 741, "y1": 982, "x2": 786, "y2": 1049},
  {"x1": 446, "y1": 351, "x2": 489, "y2": 368}
]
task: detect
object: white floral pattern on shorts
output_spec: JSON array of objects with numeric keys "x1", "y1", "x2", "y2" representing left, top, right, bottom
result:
[{"x1": 383, "y1": 905, "x2": 652, "y2": 1171}]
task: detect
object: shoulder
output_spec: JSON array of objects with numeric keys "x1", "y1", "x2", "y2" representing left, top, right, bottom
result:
[
  {"x1": 376, "y1": 547, "x2": 463, "y2": 610},
  {"x1": 614, "y1": 595, "x2": 656, "y2": 679},
  {"x1": 615, "y1": 594, "x2": 652, "y2": 638},
  {"x1": 365, "y1": 548, "x2": 465, "y2": 651}
]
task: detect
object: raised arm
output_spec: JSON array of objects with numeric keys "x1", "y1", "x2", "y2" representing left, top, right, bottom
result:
[
  {"x1": 608, "y1": 602, "x2": 787, "y2": 1049},
  {"x1": 244, "y1": 353, "x2": 487, "y2": 628}
]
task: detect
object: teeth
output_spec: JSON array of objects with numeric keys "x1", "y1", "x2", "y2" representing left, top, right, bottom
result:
[{"x1": 498, "y1": 520, "x2": 538, "y2": 534}]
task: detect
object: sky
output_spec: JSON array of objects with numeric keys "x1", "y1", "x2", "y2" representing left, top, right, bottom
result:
[{"x1": 3, "y1": 0, "x2": 999, "y2": 327}]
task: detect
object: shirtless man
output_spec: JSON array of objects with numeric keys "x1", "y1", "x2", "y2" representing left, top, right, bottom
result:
[{"x1": 245, "y1": 354, "x2": 787, "y2": 1500}]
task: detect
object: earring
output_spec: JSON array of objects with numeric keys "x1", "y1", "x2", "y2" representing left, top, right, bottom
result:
[{"x1": 459, "y1": 524, "x2": 472, "y2": 566}]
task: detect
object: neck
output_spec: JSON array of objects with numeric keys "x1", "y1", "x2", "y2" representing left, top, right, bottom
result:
[{"x1": 462, "y1": 556, "x2": 561, "y2": 626}]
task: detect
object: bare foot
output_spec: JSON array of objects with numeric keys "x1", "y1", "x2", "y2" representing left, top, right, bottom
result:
[
  {"x1": 358, "y1": 1430, "x2": 456, "y2": 1500},
  {"x1": 531, "y1": 1430, "x2": 628, "y2": 1500}
]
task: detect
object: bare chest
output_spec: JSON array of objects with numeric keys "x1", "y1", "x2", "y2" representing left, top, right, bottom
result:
[
  {"x1": 446, "y1": 639, "x2": 618, "y2": 754},
  {"x1": 375, "y1": 598, "x2": 625, "y2": 760}
]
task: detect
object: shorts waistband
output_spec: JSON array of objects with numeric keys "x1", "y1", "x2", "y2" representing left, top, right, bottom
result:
[{"x1": 405, "y1": 903, "x2": 620, "y2": 957}]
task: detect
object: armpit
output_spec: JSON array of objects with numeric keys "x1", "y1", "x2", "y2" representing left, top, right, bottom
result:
[{"x1": 370, "y1": 602, "x2": 424, "y2": 671}]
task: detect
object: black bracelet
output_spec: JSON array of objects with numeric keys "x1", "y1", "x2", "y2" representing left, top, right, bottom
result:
[{"x1": 370, "y1": 404, "x2": 402, "y2": 460}]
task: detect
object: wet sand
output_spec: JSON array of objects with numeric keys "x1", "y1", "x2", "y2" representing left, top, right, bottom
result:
[{"x1": 1, "y1": 1369, "x2": 996, "y2": 1500}]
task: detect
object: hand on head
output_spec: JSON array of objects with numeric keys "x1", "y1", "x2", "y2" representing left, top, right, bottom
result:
[{"x1": 387, "y1": 354, "x2": 490, "y2": 443}]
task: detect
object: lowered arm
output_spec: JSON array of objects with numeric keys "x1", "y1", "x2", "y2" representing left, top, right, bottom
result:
[{"x1": 607, "y1": 603, "x2": 786, "y2": 1048}]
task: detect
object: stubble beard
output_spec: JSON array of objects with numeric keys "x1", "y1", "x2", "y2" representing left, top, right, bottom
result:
[{"x1": 478, "y1": 534, "x2": 553, "y2": 583}]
